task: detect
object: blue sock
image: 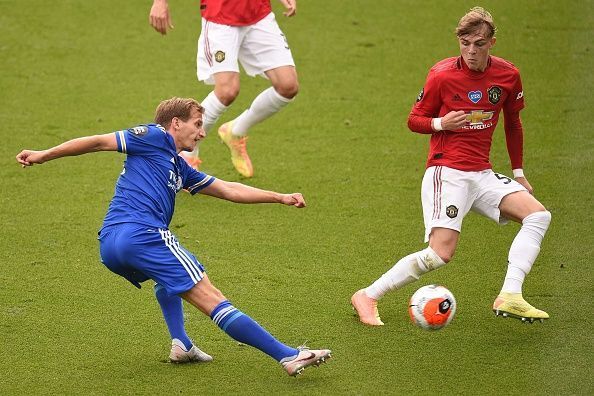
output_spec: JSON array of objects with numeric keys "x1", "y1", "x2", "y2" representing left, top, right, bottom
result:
[
  {"x1": 154, "y1": 283, "x2": 193, "y2": 350},
  {"x1": 210, "y1": 300, "x2": 298, "y2": 362}
]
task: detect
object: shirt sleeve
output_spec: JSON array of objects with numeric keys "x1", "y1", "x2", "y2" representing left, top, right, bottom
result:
[
  {"x1": 503, "y1": 109, "x2": 524, "y2": 170},
  {"x1": 114, "y1": 125, "x2": 164, "y2": 155},
  {"x1": 178, "y1": 157, "x2": 216, "y2": 194},
  {"x1": 504, "y1": 72, "x2": 525, "y2": 113},
  {"x1": 408, "y1": 71, "x2": 441, "y2": 134}
]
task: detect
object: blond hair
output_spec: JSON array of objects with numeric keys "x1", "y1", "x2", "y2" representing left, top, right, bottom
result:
[
  {"x1": 154, "y1": 97, "x2": 204, "y2": 129},
  {"x1": 455, "y1": 7, "x2": 496, "y2": 38}
]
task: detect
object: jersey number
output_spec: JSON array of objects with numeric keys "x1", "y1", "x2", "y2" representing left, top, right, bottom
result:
[{"x1": 494, "y1": 173, "x2": 512, "y2": 184}]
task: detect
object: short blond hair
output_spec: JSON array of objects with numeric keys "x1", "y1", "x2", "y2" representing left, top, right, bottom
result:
[
  {"x1": 154, "y1": 97, "x2": 204, "y2": 129},
  {"x1": 455, "y1": 7, "x2": 496, "y2": 38}
]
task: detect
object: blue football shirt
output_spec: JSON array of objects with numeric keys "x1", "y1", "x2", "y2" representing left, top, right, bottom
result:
[{"x1": 101, "y1": 124, "x2": 215, "y2": 230}]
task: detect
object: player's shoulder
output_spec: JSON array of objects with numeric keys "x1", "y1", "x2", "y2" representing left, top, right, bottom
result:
[
  {"x1": 490, "y1": 56, "x2": 521, "y2": 75},
  {"x1": 429, "y1": 57, "x2": 459, "y2": 74},
  {"x1": 126, "y1": 123, "x2": 166, "y2": 136}
]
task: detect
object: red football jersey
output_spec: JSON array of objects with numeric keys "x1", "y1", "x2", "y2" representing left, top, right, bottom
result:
[
  {"x1": 408, "y1": 56, "x2": 525, "y2": 171},
  {"x1": 200, "y1": 0, "x2": 271, "y2": 26}
]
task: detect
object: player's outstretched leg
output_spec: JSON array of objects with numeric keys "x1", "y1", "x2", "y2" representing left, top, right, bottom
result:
[
  {"x1": 209, "y1": 300, "x2": 331, "y2": 376},
  {"x1": 353, "y1": 247, "x2": 446, "y2": 326},
  {"x1": 218, "y1": 120, "x2": 253, "y2": 177}
]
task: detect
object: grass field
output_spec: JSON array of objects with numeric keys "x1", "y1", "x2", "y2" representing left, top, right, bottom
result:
[{"x1": 1, "y1": 0, "x2": 593, "y2": 394}]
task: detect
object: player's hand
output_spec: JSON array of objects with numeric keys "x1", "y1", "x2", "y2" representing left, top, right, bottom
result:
[
  {"x1": 279, "y1": 0, "x2": 297, "y2": 17},
  {"x1": 16, "y1": 150, "x2": 46, "y2": 167},
  {"x1": 515, "y1": 176, "x2": 534, "y2": 195},
  {"x1": 149, "y1": 0, "x2": 174, "y2": 35},
  {"x1": 441, "y1": 110, "x2": 467, "y2": 131},
  {"x1": 280, "y1": 193, "x2": 306, "y2": 208}
]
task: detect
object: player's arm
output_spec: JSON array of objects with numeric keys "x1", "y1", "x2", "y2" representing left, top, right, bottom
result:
[
  {"x1": 407, "y1": 71, "x2": 467, "y2": 134},
  {"x1": 408, "y1": 110, "x2": 467, "y2": 134},
  {"x1": 278, "y1": 0, "x2": 297, "y2": 17},
  {"x1": 199, "y1": 179, "x2": 306, "y2": 207},
  {"x1": 503, "y1": 108, "x2": 533, "y2": 193},
  {"x1": 149, "y1": 0, "x2": 173, "y2": 35},
  {"x1": 16, "y1": 133, "x2": 118, "y2": 167}
]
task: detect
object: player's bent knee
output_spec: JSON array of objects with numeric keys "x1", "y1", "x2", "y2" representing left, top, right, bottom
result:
[
  {"x1": 215, "y1": 86, "x2": 240, "y2": 105},
  {"x1": 274, "y1": 82, "x2": 299, "y2": 99},
  {"x1": 524, "y1": 210, "x2": 552, "y2": 230}
]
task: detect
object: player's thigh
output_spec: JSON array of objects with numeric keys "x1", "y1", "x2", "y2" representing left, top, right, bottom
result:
[
  {"x1": 499, "y1": 190, "x2": 546, "y2": 223},
  {"x1": 98, "y1": 224, "x2": 151, "y2": 288},
  {"x1": 421, "y1": 166, "x2": 473, "y2": 243},
  {"x1": 239, "y1": 13, "x2": 295, "y2": 78},
  {"x1": 197, "y1": 19, "x2": 242, "y2": 84},
  {"x1": 471, "y1": 170, "x2": 528, "y2": 224}
]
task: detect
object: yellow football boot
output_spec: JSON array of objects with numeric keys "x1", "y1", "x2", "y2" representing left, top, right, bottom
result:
[
  {"x1": 493, "y1": 292, "x2": 549, "y2": 323},
  {"x1": 218, "y1": 121, "x2": 253, "y2": 178}
]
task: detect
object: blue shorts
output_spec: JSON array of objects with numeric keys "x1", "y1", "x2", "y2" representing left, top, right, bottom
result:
[{"x1": 98, "y1": 223, "x2": 206, "y2": 295}]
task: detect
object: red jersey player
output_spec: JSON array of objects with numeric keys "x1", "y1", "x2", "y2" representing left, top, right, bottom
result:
[
  {"x1": 149, "y1": 0, "x2": 298, "y2": 177},
  {"x1": 352, "y1": 7, "x2": 552, "y2": 326}
]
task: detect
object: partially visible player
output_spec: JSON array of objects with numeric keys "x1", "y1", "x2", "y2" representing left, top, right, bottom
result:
[
  {"x1": 16, "y1": 97, "x2": 331, "y2": 376},
  {"x1": 149, "y1": 0, "x2": 299, "y2": 177},
  {"x1": 351, "y1": 7, "x2": 551, "y2": 326}
]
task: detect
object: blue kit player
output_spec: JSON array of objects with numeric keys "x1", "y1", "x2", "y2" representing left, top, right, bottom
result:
[{"x1": 16, "y1": 97, "x2": 331, "y2": 377}]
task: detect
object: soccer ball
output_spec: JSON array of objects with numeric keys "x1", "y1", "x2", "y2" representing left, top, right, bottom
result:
[{"x1": 408, "y1": 284, "x2": 456, "y2": 330}]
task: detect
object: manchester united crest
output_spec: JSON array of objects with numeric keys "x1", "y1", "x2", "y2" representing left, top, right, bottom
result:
[
  {"x1": 446, "y1": 205, "x2": 459, "y2": 218},
  {"x1": 214, "y1": 50, "x2": 225, "y2": 63},
  {"x1": 488, "y1": 86, "x2": 502, "y2": 105}
]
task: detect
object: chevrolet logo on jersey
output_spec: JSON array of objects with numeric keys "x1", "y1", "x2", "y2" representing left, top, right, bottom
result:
[{"x1": 465, "y1": 110, "x2": 494, "y2": 125}]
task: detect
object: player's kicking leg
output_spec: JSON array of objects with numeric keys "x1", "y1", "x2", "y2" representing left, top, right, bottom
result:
[
  {"x1": 352, "y1": 245, "x2": 448, "y2": 326},
  {"x1": 182, "y1": 276, "x2": 331, "y2": 376}
]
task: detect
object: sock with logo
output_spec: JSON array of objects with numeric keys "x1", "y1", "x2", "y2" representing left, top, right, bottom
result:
[{"x1": 365, "y1": 247, "x2": 447, "y2": 300}]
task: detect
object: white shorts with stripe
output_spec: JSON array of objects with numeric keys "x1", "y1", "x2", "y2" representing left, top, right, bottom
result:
[
  {"x1": 197, "y1": 12, "x2": 295, "y2": 84},
  {"x1": 421, "y1": 166, "x2": 526, "y2": 242}
]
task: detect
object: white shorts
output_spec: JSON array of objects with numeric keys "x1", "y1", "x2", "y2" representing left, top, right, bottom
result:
[
  {"x1": 197, "y1": 12, "x2": 295, "y2": 84},
  {"x1": 421, "y1": 166, "x2": 527, "y2": 242}
]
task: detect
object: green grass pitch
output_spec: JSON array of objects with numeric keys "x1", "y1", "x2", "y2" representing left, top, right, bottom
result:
[{"x1": 1, "y1": 0, "x2": 592, "y2": 394}]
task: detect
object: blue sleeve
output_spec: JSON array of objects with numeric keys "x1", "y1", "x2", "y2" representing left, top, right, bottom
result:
[
  {"x1": 178, "y1": 157, "x2": 216, "y2": 194},
  {"x1": 115, "y1": 125, "x2": 167, "y2": 155}
]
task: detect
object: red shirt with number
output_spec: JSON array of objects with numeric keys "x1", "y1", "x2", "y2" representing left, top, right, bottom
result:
[
  {"x1": 408, "y1": 56, "x2": 525, "y2": 172},
  {"x1": 200, "y1": 0, "x2": 272, "y2": 26}
]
